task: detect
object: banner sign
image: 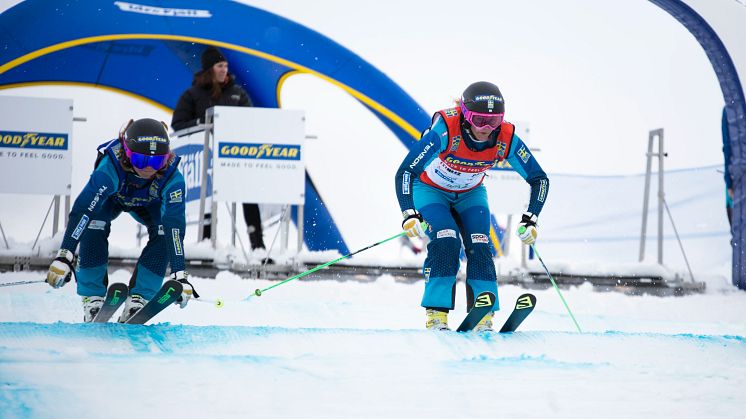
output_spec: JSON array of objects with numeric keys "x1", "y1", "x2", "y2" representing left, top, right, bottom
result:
[
  {"x1": 212, "y1": 107, "x2": 305, "y2": 205},
  {"x1": 0, "y1": 96, "x2": 73, "y2": 195}
]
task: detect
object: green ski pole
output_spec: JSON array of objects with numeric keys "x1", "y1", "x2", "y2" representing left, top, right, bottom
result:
[
  {"x1": 519, "y1": 226, "x2": 582, "y2": 332},
  {"x1": 246, "y1": 230, "x2": 411, "y2": 300}
]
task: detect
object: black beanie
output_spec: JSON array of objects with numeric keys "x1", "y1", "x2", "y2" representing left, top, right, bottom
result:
[{"x1": 201, "y1": 46, "x2": 226, "y2": 71}]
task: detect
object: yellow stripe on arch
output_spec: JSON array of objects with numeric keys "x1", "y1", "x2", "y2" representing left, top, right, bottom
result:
[
  {"x1": 0, "y1": 34, "x2": 420, "y2": 139},
  {"x1": 275, "y1": 70, "x2": 303, "y2": 109},
  {"x1": 0, "y1": 81, "x2": 174, "y2": 114}
]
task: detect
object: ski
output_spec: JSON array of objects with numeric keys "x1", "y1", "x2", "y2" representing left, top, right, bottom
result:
[
  {"x1": 498, "y1": 293, "x2": 536, "y2": 333},
  {"x1": 125, "y1": 279, "x2": 183, "y2": 325},
  {"x1": 456, "y1": 291, "x2": 496, "y2": 332},
  {"x1": 92, "y1": 282, "x2": 129, "y2": 323}
]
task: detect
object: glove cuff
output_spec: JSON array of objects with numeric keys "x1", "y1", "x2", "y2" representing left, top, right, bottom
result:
[
  {"x1": 402, "y1": 209, "x2": 423, "y2": 227},
  {"x1": 171, "y1": 270, "x2": 188, "y2": 281},
  {"x1": 521, "y1": 212, "x2": 538, "y2": 226},
  {"x1": 56, "y1": 248, "x2": 74, "y2": 263}
]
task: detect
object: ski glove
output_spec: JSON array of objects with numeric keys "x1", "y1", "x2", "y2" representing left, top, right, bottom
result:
[
  {"x1": 517, "y1": 212, "x2": 538, "y2": 245},
  {"x1": 46, "y1": 249, "x2": 74, "y2": 288},
  {"x1": 172, "y1": 271, "x2": 199, "y2": 309},
  {"x1": 402, "y1": 209, "x2": 428, "y2": 238}
]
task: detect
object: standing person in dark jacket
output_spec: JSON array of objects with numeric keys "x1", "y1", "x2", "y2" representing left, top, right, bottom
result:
[{"x1": 171, "y1": 46, "x2": 268, "y2": 254}]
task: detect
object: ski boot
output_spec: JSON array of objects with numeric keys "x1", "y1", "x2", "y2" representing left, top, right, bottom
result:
[
  {"x1": 473, "y1": 312, "x2": 494, "y2": 332},
  {"x1": 425, "y1": 309, "x2": 450, "y2": 331},
  {"x1": 82, "y1": 296, "x2": 105, "y2": 323},
  {"x1": 118, "y1": 294, "x2": 148, "y2": 323}
]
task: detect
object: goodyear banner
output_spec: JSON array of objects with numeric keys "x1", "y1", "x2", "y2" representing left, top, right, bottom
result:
[
  {"x1": 211, "y1": 107, "x2": 305, "y2": 205},
  {"x1": 0, "y1": 96, "x2": 73, "y2": 195}
]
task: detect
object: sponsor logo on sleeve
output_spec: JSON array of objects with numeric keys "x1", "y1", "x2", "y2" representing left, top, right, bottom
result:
[
  {"x1": 538, "y1": 179, "x2": 547, "y2": 202},
  {"x1": 471, "y1": 233, "x2": 489, "y2": 244},
  {"x1": 517, "y1": 145, "x2": 531, "y2": 163},
  {"x1": 402, "y1": 172, "x2": 411, "y2": 195},
  {"x1": 436, "y1": 229, "x2": 457, "y2": 239},
  {"x1": 158, "y1": 225, "x2": 164, "y2": 236},
  {"x1": 72, "y1": 215, "x2": 90, "y2": 240},
  {"x1": 169, "y1": 189, "x2": 183, "y2": 203},
  {"x1": 88, "y1": 185, "x2": 108, "y2": 212},
  {"x1": 409, "y1": 141, "x2": 434, "y2": 169},
  {"x1": 87, "y1": 220, "x2": 107, "y2": 230},
  {"x1": 172, "y1": 228, "x2": 183, "y2": 256}
]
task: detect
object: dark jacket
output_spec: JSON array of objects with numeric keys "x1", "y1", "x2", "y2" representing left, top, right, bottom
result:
[{"x1": 171, "y1": 76, "x2": 252, "y2": 131}]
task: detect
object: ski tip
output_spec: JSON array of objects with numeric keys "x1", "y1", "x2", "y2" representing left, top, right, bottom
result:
[{"x1": 515, "y1": 293, "x2": 536, "y2": 310}]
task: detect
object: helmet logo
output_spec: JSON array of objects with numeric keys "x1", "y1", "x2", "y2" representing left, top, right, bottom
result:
[
  {"x1": 473, "y1": 95, "x2": 503, "y2": 102},
  {"x1": 150, "y1": 141, "x2": 157, "y2": 153}
]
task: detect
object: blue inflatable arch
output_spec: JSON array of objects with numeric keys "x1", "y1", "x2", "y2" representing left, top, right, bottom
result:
[
  {"x1": 0, "y1": 0, "x2": 431, "y2": 255},
  {"x1": 648, "y1": 0, "x2": 746, "y2": 289}
]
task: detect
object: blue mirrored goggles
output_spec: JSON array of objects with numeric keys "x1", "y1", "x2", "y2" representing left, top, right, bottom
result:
[{"x1": 126, "y1": 150, "x2": 169, "y2": 170}]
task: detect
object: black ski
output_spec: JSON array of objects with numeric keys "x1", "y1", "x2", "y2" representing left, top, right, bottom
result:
[
  {"x1": 456, "y1": 291, "x2": 496, "y2": 332},
  {"x1": 92, "y1": 282, "x2": 128, "y2": 323},
  {"x1": 125, "y1": 280, "x2": 183, "y2": 325},
  {"x1": 498, "y1": 293, "x2": 536, "y2": 333}
]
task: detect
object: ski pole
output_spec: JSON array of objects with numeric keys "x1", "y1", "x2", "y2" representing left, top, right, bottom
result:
[
  {"x1": 247, "y1": 230, "x2": 409, "y2": 299},
  {"x1": 193, "y1": 297, "x2": 225, "y2": 308},
  {"x1": 519, "y1": 227, "x2": 582, "y2": 332},
  {"x1": 0, "y1": 279, "x2": 46, "y2": 288}
]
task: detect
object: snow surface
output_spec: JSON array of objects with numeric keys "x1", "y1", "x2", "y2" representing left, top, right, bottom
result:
[{"x1": 2, "y1": 268, "x2": 746, "y2": 419}]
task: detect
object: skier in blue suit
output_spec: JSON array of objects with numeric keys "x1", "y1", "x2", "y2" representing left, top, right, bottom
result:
[
  {"x1": 395, "y1": 81, "x2": 549, "y2": 331},
  {"x1": 45, "y1": 118, "x2": 196, "y2": 322}
]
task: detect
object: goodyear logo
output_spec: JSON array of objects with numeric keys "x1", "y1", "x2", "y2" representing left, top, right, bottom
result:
[
  {"x1": 474, "y1": 94, "x2": 503, "y2": 102},
  {"x1": 444, "y1": 154, "x2": 494, "y2": 168},
  {"x1": 218, "y1": 142, "x2": 301, "y2": 160},
  {"x1": 134, "y1": 136, "x2": 168, "y2": 143},
  {"x1": 0, "y1": 131, "x2": 68, "y2": 150}
]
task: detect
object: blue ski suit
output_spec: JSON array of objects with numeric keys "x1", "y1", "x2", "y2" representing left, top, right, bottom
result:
[
  {"x1": 60, "y1": 140, "x2": 187, "y2": 300},
  {"x1": 395, "y1": 108, "x2": 549, "y2": 311}
]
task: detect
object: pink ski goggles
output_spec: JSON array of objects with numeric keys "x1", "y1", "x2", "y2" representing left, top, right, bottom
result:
[
  {"x1": 460, "y1": 102, "x2": 504, "y2": 130},
  {"x1": 124, "y1": 145, "x2": 169, "y2": 170}
]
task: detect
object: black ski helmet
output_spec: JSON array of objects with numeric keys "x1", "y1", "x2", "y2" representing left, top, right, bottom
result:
[
  {"x1": 461, "y1": 81, "x2": 505, "y2": 114},
  {"x1": 121, "y1": 118, "x2": 170, "y2": 155}
]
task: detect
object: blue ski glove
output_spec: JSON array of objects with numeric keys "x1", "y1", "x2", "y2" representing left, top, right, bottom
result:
[{"x1": 517, "y1": 212, "x2": 538, "y2": 245}]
